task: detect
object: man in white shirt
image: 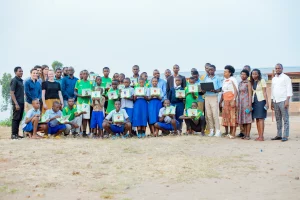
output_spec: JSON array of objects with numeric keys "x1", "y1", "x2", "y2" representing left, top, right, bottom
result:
[{"x1": 271, "y1": 63, "x2": 293, "y2": 142}]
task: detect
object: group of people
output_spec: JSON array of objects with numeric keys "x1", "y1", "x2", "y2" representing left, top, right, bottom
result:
[{"x1": 10, "y1": 63, "x2": 293, "y2": 142}]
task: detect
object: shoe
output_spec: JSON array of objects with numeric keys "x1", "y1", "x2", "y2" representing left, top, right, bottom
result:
[
  {"x1": 281, "y1": 137, "x2": 288, "y2": 142},
  {"x1": 237, "y1": 133, "x2": 245, "y2": 137},
  {"x1": 116, "y1": 133, "x2": 120, "y2": 137},
  {"x1": 54, "y1": 135, "x2": 61, "y2": 139},
  {"x1": 11, "y1": 135, "x2": 18, "y2": 140},
  {"x1": 43, "y1": 135, "x2": 49, "y2": 139},
  {"x1": 82, "y1": 132, "x2": 88, "y2": 138},
  {"x1": 271, "y1": 136, "x2": 282, "y2": 140},
  {"x1": 122, "y1": 133, "x2": 129, "y2": 139},
  {"x1": 137, "y1": 133, "x2": 142, "y2": 138},
  {"x1": 141, "y1": 133, "x2": 146, "y2": 138},
  {"x1": 208, "y1": 129, "x2": 214, "y2": 137},
  {"x1": 214, "y1": 130, "x2": 222, "y2": 137}
]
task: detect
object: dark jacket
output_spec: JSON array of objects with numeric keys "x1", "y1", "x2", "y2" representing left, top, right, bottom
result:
[{"x1": 166, "y1": 75, "x2": 186, "y2": 98}]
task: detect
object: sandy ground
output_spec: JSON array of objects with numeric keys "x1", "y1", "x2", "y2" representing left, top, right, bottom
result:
[{"x1": 0, "y1": 117, "x2": 300, "y2": 200}]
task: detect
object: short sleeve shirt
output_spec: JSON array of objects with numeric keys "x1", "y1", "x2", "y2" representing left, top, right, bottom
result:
[
  {"x1": 62, "y1": 105, "x2": 77, "y2": 121},
  {"x1": 158, "y1": 107, "x2": 172, "y2": 123},
  {"x1": 105, "y1": 109, "x2": 129, "y2": 123},
  {"x1": 101, "y1": 77, "x2": 112, "y2": 88},
  {"x1": 10, "y1": 76, "x2": 24, "y2": 104},
  {"x1": 45, "y1": 109, "x2": 62, "y2": 127},
  {"x1": 75, "y1": 80, "x2": 93, "y2": 104},
  {"x1": 42, "y1": 81, "x2": 61, "y2": 100},
  {"x1": 21, "y1": 108, "x2": 40, "y2": 128}
]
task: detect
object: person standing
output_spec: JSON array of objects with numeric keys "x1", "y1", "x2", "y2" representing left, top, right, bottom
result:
[
  {"x1": 250, "y1": 69, "x2": 269, "y2": 141},
  {"x1": 192, "y1": 71, "x2": 205, "y2": 112},
  {"x1": 24, "y1": 68, "x2": 41, "y2": 112},
  {"x1": 271, "y1": 63, "x2": 293, "y2": 142},
  {"x1": 61, "y1": 67, "x2": 78, "y2": 107},
  {"x1": 10, "y1": 67, "x2": 25, "y2": 139},
  {"x1": 237, "y1": 70, "x2": 252, "y2": 140},
  {"x1": 54, "y1": 68, "x2": 63, "y2": 87},
  {"x1": 42, "y1": 70, "x2": 64, "y2": 113},
  {"x1": 166, "y1": 64, "x2": 186, "y2": 98},
  {"x1": 130, "y1": 65, "x2": 140, "y2": 87},
  {"x1": 62, "y1": 66, "x2": 69, "y2": 77},
  {"x1": 151, "y1": 69, "x2": 167, "y2": 101},
  {"x1": 203, "y1": 65, "x2": 222, "y2": 137},
  {"x1": 40, "y1": 65, "x2": 49, "y2": 82}
]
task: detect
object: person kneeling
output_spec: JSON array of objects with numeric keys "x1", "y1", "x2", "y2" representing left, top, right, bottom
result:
[
  {"x1": 44, "y1": 101, "x2": 67, "y2": 139},
  {"x1": 180, "y1": 102, "x2": 206, "y2": 136},
  {"x1": 154, "y1": 99, "x2": 179, "y2": 136},
  {"x1": 22, "y1": 98, "x2": 47, "y2": 139},
  {"x1": 102, "y1": 101, "x2": 131, "y2": 138},
  {"x1": 63, "y1": 98, "x2": 86, "y2": 137}
]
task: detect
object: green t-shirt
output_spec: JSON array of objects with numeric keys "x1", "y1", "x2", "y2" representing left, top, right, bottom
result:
[
  {"x1": 184, "y1": 84, "x2": 198, "y2": 109},
  {"x1": 75, "y1": 79, "x2": 93, "y2": 105},
  {"x1": 101, "y1": 77, "x2": 112, "y2": 88},
  {"x1": 136, "y1": 80, "x2": 150, "y2": 88},
  {"x1": 62, "y1": 105, "x2": 77, "y2": 121},
  {"x1": 106, "y1": 88, "x2": 119, "y2": 114}
]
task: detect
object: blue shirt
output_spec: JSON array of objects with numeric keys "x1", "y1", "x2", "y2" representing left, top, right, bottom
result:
[
  {"x1": 203, "y1": 75, "x2": 222, "y2": 97},
  {"x1": 150, "y1": 78, "x2": 167, "y2": 101},
  {"x1": 54, "y1": 77, "x2": 63, "y2": 87},
  {"x1": 195, "y1": 78, "x2": 204, "y2": 102},
  {"x1": 61, "y1": 76, "x2": 79, "y2": 100},
  {"x1": 21, "y1": 108, "x2": 40, "y2": 128},
  {"x1": 45, "y1": 109, "x2": 62, "y2": 127},
  {"x1": 24, "y1": 79, "x2": 42, "y2": 104}
]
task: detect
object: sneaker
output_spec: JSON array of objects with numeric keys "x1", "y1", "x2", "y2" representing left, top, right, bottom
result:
[
  {"x1": 82, "y1": 132, "x2": 88, "y2": 138},
  {"x1": 281, "y1": 137, "x2": 288, "y2": 142},
  {"x1": 11, "y1": 135, "x2": 18, "y2": 140},
  {"x1": 208, "y1": 129, "x2": 214, "y2": 137},
  {"x1": 214, "y1": 130, "x2": 222, "y2": 137},
  {"x1": 137, "y1": 133, "x2": 142, "y2": 138},
  {"x1": 122, "y1": 133, "x2": 129, "y2": 139},
  {"x1": 141, "y1": 133, "x2": 146, "y2": 138},
  {"x1": 116, "y1": 133, "x2": 120, "y2": 137}
]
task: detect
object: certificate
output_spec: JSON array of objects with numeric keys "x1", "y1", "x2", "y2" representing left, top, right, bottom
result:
[
  {"x1": 57, "y1": 115, "x2": 71, "y2": 123},
  {"x1": 165, "y1": 106, "x2": 176, "y2": 115},
  {"x1": 188, "y1": 85, "x2": 198, "y2": 93},
  {"x1": 200, "y1": 82, "x2": 215, "y2": 91},
  {"x1": 175, "y1": 90, "x2": 185, "y2": 98},
  {"x1": 91, "y1": 91, "x2": 101, "y2": 98},
  {"x1": 120, "y1": 88, "x2": 130, "y2": 98},
  {"x1": 113, "y1": 113, "x2": 124, "y2": 123},
  {"x1": 187, "y1": 109, "x2": 198, "y2": 117},
  {"x1": 118, "y1": 84, "x2": 125, "y2": 90},
  {"x1": 130, "y1": 78, "x2": 137, "y2": 86},
  {"x1": 94, "y1": 86, "x2": 105, "y2": 94},
  {"x1": 108, "y1": 91, "x2": 118, "y2": 100},
  {"x1": 81, "y1": 89, "x2": 91, "y2": 96},
  {"x1": 135, "y1": 87, "x2": 145, "y2": 96},
  {"x1": 150, "y1": 88, "x2": 160, "y2": 96},
  {"x1": 77, "y1": 103, "x2": 90, "y2": 113},
  {"x1": 89, "y1": 73, "x2": 98, "y2": 81}
]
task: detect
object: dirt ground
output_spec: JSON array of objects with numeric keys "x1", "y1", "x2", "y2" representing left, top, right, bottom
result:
[{"x1": 0, "y1": 117, "x2": 300, "y2": 200}]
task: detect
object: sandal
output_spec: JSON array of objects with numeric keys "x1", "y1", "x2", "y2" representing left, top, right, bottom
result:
[
  {"x1": 241, "y1": 136, "x2": 246, "y2": 139},
  {"x1": 244, "y1": 136, "x2": 251, "y2": 140},
  {"x1": 226, "y1": 134, "x2": 235, "y2": 139}
]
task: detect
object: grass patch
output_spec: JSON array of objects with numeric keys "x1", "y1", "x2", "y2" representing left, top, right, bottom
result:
[
  {"x1": 0, "y1": 185, "x2": 18, "y2": 194},
  {"x1": 0, "y1": 117, "x2": 12, "y2": 127}
]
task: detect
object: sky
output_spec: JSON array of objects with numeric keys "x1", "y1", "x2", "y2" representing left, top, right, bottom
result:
[{"x1": 1, "y1": 0, "x2": 300, "y2": 78}]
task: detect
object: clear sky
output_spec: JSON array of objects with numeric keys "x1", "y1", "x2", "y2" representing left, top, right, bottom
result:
[{"x1": 1, "y1": 0, "x2": 300, "y2": 77}]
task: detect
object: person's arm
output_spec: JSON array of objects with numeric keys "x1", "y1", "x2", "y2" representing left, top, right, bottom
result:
[
  {"x1": 38, "y1": 82, "x2": 42, "y2": 100},
  {"x1": 159, "y1": 116, "x2": 164, "y2": 122},
  {"x1": 25, "y1": 114, "x2": 39, "y2": 124},
  {"x1": 166, "y1": 78, "x2": 170, "y2": 98},
  {"x1": 247, "y1": 81, "x2": 252, "y2": 111},
  {"x1": 58, "y1": 91, "x2": 64, "y2": 107},
  {"x1": 232, "y1": 81, "x2": 238, "y2": 108},
  {"x1": 42, "y1": 90, "x2": 47, "y2": 109},
  {"x1": 10, "y1": 79, "x2": 19, "y2": 109},
  {"x1": 179, "y1": 115, "x2": 190, "y2": 120},
  {"x1": 285, "y1": 76, "x2": 293, "y2": 108},
  {"x1": 24, "y1": 81, "x2": 33, "y2": 103}
]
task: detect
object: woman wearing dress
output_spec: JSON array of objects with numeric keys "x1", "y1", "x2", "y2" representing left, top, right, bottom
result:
[
  {"x1": 219, "y1": 65, "x2": 238, "y2": 139},
  {"x1": 250, "y1": 69, "x2": 269, "y2": 141},
  {"x1": 238, "y1": 70, "x2": 252, "y2": 140},
  {"x1": 42, "y1": 69, "x2": 64, "y2": 114}
]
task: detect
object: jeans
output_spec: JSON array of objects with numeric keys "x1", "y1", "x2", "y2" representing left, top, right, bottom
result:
[{"x1": 12, "y1": 103, "x2": 24, "y2": 136}]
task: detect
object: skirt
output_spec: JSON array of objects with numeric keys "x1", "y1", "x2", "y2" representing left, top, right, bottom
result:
[
  {"x1": 252, "y1": 95, "x2": 267, "y2": 119},
  {"x1": 124, "y1": 107, "x2": 133, "y2": 123},
  {"x1": 221, "y1": 100, "x2": 237, "y2": 127},
  {"x1": 132, "y1": 98, "x2": 148, "y2": 127},
  {"x1": 42, "y1": 99, "x2": 60, "y2": 114},
  {"x1": 148, "y1": 99, "x2": 162, "y2": 125}
]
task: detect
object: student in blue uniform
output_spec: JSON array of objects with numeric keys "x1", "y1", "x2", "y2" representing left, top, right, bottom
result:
[
  {"x1": 120, "y1": 78, "x2": 134, "y2": 122},
  {"x1": 132, "y1": 78, "x2": 149, "y2": 138},
  {"x1": 168, "y1": 77, "x2": 185, "y2": 133},
  {"x1": 154, "y1": 99, "x2": 179, "y2": 136},
  {"x1": 148, "y1": 77, "x2": 163, "y2": 134}
]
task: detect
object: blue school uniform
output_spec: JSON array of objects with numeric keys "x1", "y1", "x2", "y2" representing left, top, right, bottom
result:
[
  {"x1": 168, "y1": 86, "x2": 185, "y2": 123},
  {"x1": 44, "y1": 109, "x2": 66, "y2": 135},
  {"x1": 90, "y1": 111, "x2": 104, "y2": 129},
  {"x1": 156, "y1": 107, "x2": 179, "y2": 130},
  {"x1": 132, "y1": 87, "x2": 149, "y2": 127},
  {"x1": 105, "y1": 109, "x2": 129, "y2": 133},
  {"x1": 121, "y1": 87, "x2": 135, "y2": 122},
  {"x1": 148, "y1": 87, "x2": 163, "y2": 125}
]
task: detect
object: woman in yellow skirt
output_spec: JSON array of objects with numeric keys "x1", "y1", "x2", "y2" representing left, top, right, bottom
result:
[{"x1": 42, "y1": 69, "x2": 64, "y2": 114}]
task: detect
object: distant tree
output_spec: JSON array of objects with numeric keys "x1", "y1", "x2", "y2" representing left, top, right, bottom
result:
[
  {"x1": 0, "y1": 73, "x2": 12, "y2": 111},
  {"x1": 51, "y1": 61, "x2": 63, "y2": 71}
]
